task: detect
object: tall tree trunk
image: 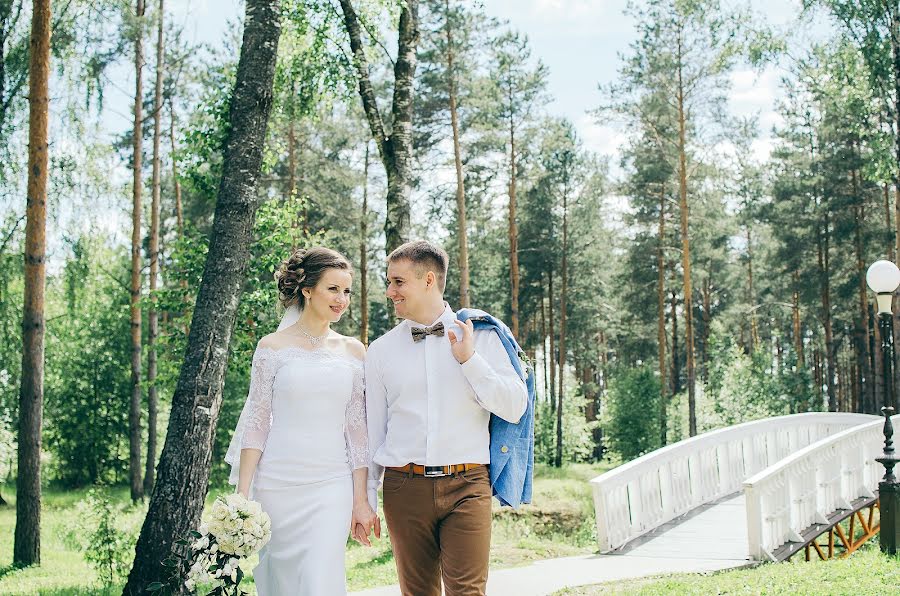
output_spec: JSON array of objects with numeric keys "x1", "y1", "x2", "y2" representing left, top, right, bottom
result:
[
  {"x1": 596, "y1": 331, "x2": 607, "y2": 459},
  {"x1": 747, "y1": 227, "x2": 758, "y2": 351},
  {"x1": 123, "y1": 2, "x2": 281, "y2": 591},
  {"x1": 852, "y1": 159, "x2": 873, "y2": 414},
  {"x1": 701, "y1": 276, "x2": 711, "y2": 382},
  {"x1": 818, "y1": 212, "x2": 837, "y2": 412},
  {"x1": 892, "y1": 5, "x2": 900, "y2": 266},
  {"x1": 555, "y1": 181, "x2": 568, "y2": 468},
  {"x1": 891, "y1": 5, "x2": 900, "y2": 402},
  {"x1": 792, "y1": 270, "x2": 803, "y2": 368},
  {"x1": 885, "y1": 183, "x2": 894, "y2": 261},
  {"x1": 144, "y1": 0, "x2": 164, "y2": 496},
  {"x1": 657, "y1": 188, "x2": 668, "y2": 446},
  {"x1": 444, "y1": 0, "x2": 468, "y2": 308},
  {"x1": 287, "y1": 77, "x2": 296, "y2": 200},
  {"x1": 775, "y1": 332, "x2": 783, "y2": 373},
  {"x1": 540, "y1": 277, "x2": 548, "y2": 401},
  {"x1": 548, "y1": 267, "x2": 556, "y2": 412},
  {"x1": 583, "y1": 365, "x2": 597, "y2": 459},
  {"x1": 675, "y1": 42, "x2": 696, "y2": 436},
  {"x1": 168, "y1": 98, "x2": 183, "y2": 236},
  {"x1": 14, "y1": 0, "x2": 50, "y2": 567},
  {"x1": 339, "y1": 0, "x2": 418, "y2": 255},
  {"x1": 670, "y1": 288, "x2": 680, "y2": 396},
  {"x1": 360, "y1": 142, "x2": 369, "y2": 344},
  {"x1": 813, "y1": 348, "x2": 822, "y2": 411},
  {"x1": 129, "y1": 0, "x2": 146, "y2": 503},
  {"x1": 507, "y1": 115, "x2": 520, "y2": 337}
]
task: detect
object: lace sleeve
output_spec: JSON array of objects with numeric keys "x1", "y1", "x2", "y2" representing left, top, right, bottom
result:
[
  {"x1": 224, "y1": 348, "x2": 278, "y2": 485},
  {"x1": 344, "y1": 361, "x2": 369, "y2": 470}
]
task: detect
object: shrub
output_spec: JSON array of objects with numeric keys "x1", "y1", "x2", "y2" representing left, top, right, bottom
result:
[
  {"x1": 601, "y1": 366, "x2": 661, "y2": 461},
  {"x1": 60, "y1": 489, "x2": 143, "y2": 587}
]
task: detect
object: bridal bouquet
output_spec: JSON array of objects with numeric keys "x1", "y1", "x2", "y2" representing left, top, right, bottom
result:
[{"x1": 149, "y1": 493, "x2": 271, "y2": 595}]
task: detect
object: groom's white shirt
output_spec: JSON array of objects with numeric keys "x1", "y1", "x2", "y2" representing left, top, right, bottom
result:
[{"x1": 365, "y1": 304, "x2": 528, "y2": 509}]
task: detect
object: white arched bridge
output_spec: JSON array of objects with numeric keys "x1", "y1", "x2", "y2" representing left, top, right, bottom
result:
[
  {"x1": 592, "y1": 412, "x2": 895, "y2": 564},
  {"x1": 356, "y1": 412, "x2": 894, "y2": 595}
]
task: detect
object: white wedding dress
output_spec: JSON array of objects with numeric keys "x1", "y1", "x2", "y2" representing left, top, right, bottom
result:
[{"x1": 225, "y1": 345, "x2": 368, "y2": 596}]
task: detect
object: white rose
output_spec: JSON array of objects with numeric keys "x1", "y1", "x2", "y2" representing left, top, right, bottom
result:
[
  {"x1": 191, "y1": 535, "x2": 209, "y2": 552},
  {"x1": 185, "y1": 578, "x2": 196, "y2": 591},
  {"x1": 218, "y1": 537, "x2": 237, "y2": 554}
]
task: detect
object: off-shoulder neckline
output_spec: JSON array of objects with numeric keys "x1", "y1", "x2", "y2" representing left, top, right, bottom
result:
[{"x1": 254, "y1": 345, "x2": 363, "y2": 366}]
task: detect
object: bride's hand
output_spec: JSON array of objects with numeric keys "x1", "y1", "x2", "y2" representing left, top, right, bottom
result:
[{"x1": 351, "y1": 501, "x2": 381, "y2": 547}]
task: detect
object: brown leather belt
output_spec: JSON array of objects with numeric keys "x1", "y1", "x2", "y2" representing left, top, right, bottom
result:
[{"x1": 387, "y1": 463, "x2": 483, "y2": 477}]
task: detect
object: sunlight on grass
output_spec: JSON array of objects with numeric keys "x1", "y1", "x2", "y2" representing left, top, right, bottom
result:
[{"x1": 554, "y1": 544, "x2": 900, "y2": 595}]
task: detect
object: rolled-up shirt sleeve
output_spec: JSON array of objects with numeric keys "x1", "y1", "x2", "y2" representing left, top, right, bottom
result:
[
  {"x1": 461, "y1": 330, "x2": 527, "y2": 423},
  {"x1": 365, "y1": 349, "x2": 388, "y2": 512}
]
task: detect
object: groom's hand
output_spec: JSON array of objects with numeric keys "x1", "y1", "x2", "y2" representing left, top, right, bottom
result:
[{"x1": 448, "y1": 319, "x2": 475, "y2": 364}]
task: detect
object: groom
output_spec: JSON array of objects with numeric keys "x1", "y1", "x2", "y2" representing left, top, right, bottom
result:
[{"x1": 364, "y1": 240, "x2": 529, "y2": 595}]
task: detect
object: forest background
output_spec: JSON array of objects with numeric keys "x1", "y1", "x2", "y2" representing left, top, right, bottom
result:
[{"x1": 3, "y1": 0, "x2": 900, "y2": 588}]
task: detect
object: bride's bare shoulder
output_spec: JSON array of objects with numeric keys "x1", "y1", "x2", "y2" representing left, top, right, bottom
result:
[
  {"x1": 257, "y1": 329, "x2": 292, "y2": 350},
  {"x1": 332, "y1": 333, "x2": 366, "y2": 362}
]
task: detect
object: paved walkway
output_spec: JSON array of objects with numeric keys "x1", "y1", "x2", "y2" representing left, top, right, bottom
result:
[{"x1": 351, "y1": 494, "x2": 753, "y2": 596}]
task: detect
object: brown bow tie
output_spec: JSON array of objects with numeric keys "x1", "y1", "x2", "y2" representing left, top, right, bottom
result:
[{"x1": 411, "y1": 321, "x2": 445, "y2": 342}]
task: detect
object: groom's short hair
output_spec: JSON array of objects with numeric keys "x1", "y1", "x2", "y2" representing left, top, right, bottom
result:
[{"x1": 388, "y1": 240, "x2": 449, "y2": 293}]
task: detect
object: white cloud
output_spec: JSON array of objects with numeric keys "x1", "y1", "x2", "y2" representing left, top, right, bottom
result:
[
  {"x1": 487, "y1": 0, "x2": 634, "y2": 36},
  {"x1": 728, "y1": 68, "x2": 779, "y2": 117},
  {"x1": 577, "y1": 114, "x2": 627, "y2": 160}
]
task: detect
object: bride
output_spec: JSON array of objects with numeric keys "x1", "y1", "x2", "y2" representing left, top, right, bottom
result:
[{"x1": 225, "y1": 246, "x2": 380, "y2": 595}]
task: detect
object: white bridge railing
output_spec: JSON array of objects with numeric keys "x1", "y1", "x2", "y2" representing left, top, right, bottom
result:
[
  {"x1": 590, "y1": 413, "x2": 878, "y2": 553},
  {"x1": 743, "y1": 414, "x2": 897, "y2": 561}
]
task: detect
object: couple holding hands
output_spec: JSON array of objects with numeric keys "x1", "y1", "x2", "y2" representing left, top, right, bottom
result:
[{"x1": 225, "y1": 240, "x2": 535, "y2": 595}]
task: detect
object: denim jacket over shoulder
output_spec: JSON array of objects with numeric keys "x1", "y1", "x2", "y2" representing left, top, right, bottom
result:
[{"x1": 456, "y1": 308, "x2": 535, "y2": 508}]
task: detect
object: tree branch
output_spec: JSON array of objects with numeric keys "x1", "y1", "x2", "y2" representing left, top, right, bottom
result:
[
  {"x1": 0, "y1": 214, "x2": 25, "y2": 256},
  {"x1": 337, "y1": 0, "x2": 387, "y2": 158}
]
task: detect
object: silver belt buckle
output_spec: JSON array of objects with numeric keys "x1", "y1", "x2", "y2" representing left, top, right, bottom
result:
[{"x1": 424, "y1": 466, "x2": 448, "y2": 477}]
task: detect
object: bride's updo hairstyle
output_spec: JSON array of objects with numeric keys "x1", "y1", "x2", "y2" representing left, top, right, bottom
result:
[{"x1": 275, "y1": 247, "x2": 352, "y2": 309}]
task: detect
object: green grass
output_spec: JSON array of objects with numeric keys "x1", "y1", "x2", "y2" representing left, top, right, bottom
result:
[
  {"x1": 0, "y1": 463, "x2": 614, "y2": 594},
  {"x1": 553, "y1": 544, "x2": 900, "y2": 595},
  {"x1": 0, "y1": 485, "x2": 133, "y2": 595}
]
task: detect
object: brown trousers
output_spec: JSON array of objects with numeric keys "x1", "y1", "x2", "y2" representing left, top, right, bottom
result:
[{"x1": 382, "y1": 465, "x2": 492, "y2": 596}]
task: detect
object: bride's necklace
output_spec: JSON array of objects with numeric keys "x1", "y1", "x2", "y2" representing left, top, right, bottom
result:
[{"x1": 296, "y1": 322, "x2": 328, "y2": 347}]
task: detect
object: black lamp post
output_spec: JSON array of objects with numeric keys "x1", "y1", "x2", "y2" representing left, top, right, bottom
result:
[{"x1": 866, "y1": 259, "x2": 900, "y2": 554}]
